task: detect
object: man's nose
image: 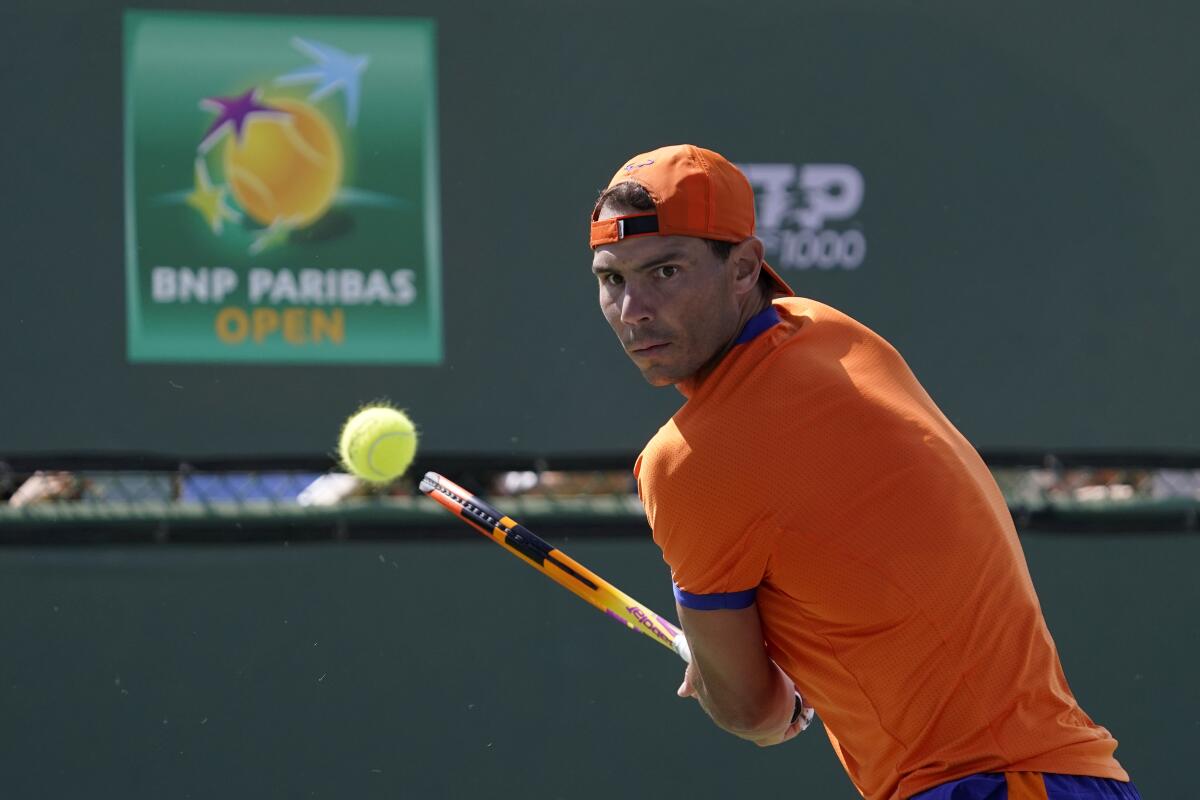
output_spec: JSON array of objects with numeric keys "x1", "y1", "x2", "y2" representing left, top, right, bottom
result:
[{"x1": 619, "y1": 287, "x2": 654, "y2": 326}]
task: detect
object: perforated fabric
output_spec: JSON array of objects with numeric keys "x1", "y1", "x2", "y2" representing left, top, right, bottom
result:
[{"x1": 635, "y1": 298, "x2": 1129, "y2": 800}]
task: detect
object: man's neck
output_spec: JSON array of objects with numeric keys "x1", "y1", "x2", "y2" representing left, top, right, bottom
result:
[{"x1": 681, "y1": 288, "x2": 774, "y2": 391}]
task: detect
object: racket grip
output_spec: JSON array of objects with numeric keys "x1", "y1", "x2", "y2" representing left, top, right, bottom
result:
[{"x1": 673, "y1": 632, "x2": 692, "y2": 663}]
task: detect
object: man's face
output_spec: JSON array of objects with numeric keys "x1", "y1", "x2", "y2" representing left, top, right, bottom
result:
[{"x1": 592, "y1": 224, "x2": 741, "y2": 387}]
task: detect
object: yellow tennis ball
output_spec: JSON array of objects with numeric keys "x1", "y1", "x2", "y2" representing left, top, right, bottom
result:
[{"x1": 338, "y1": 406, "x2": 418, "y2": 484}]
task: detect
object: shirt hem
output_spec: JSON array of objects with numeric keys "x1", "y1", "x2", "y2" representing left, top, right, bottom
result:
[{"x1": 898, "y1": 761, "x2": 1130, "y2": 800}]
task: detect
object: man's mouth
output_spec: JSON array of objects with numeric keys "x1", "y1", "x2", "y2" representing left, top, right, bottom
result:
[{"x1": 630, "y1": 342, "x2": 669, "y2": 355}]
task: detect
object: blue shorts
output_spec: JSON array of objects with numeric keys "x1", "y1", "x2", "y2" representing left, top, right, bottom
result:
[{"x1": 910, "y1": 772, "x2": 1141, "y2": 799}]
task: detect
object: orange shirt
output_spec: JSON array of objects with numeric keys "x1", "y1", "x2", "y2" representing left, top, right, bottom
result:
[{"x1": 635, "y1": 298, "x2": 1128, "y2": 800}]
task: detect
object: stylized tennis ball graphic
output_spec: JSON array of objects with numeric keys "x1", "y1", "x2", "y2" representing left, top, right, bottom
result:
[{"x1": 222, "y1": 98, "x2": 342, "y2": 228}]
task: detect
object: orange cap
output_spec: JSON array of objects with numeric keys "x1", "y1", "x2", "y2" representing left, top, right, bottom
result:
[{"x1": 589, "y1": 144, "x2": 794, "y2": 297}]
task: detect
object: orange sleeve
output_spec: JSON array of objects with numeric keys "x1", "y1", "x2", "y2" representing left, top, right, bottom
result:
[{"x1": 636, "y1": 431, "x2": 778, "y2": 610}]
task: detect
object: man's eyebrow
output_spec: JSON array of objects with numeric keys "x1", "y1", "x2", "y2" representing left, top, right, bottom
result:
[{"x1": 591, "y1": 250, "x2": 689, "y2": 275}]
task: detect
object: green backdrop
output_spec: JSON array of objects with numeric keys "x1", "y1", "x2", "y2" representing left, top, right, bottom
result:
[
  {"x1": 0, "y1": 532, "x2": 1193, "y2": 798},
  {"x1": 2, "y1": 0, "x2": 1197, "y2": 458}
]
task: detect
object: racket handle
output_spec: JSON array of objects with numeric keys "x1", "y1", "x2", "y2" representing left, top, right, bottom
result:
[{"x1": 673, "y1": 632, "x2": 692, "y2": 663}]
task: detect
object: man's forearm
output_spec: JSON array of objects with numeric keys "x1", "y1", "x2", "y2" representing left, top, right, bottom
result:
[{"x1": 691, "y1": 661, "x2": 796, "y2": 744}]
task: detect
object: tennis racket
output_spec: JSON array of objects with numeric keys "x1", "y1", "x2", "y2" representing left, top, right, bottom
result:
[{"x1": 418, "y1": 471, "x2": 813, "y2": 732}]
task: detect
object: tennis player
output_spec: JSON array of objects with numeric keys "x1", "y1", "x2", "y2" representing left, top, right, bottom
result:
[{"x1": 588, "y1": 145, "x2": 1139, "y2": 800}]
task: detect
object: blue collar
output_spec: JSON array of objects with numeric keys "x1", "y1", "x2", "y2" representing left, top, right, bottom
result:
[{"x1": 733, "y1": 304, "x2": 781, "y2": 345}]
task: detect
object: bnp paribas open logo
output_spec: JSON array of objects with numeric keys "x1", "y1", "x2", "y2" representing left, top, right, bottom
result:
[{"x1": 125, "y1": 12, "x2": 441, "y2": 364}]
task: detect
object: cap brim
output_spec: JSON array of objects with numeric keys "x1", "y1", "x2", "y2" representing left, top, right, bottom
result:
[{"x1": 761, "y1": 260, "x2": 794, "y2": 297}]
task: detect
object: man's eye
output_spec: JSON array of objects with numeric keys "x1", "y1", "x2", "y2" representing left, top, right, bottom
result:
[
  {"x1": 657, "y1": 265, "x2": 679, "y2": 278},
  {"x1": 603, "y1": 273, "x2": 624, "y2": 286}
]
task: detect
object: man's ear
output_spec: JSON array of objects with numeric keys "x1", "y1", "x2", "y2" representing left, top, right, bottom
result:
[{"x1": 730, "y1": 237, "x2": 766, "y2": 297}]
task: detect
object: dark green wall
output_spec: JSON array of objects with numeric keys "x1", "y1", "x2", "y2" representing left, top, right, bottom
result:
[
  {"x1": 1, "y1": 532, "x2": 1192, "y2": 797},
  {"x1": 3, "y1": 0, "x2": 1198, "y2": 458}
]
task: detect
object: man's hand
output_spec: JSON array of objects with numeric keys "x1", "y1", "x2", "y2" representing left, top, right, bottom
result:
[{"x1": 674, "y1": 600, "x2": 803, "y2": 747}]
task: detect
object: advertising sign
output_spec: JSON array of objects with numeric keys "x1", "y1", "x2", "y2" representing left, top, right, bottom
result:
[{"x1": 124, "y1": 11, "x2": 441, "y2": 363}]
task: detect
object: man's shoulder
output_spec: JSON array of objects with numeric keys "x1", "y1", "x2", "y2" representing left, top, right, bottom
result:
[
  {"x1": 771, "y1": 296, "x2": 879, "y2": 348},
  {"x1": 702, "y1": 296, "x2": 880, "y2": 404},
  {"x1": 635, "y1": 417, "x2": 686, "y2": 478},
  {"x1": 767, "y1": 297, "x2": 909, "y2": 387}
]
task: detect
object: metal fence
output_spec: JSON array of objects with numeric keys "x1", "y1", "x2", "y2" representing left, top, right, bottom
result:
[{"x1": 2, "y1": 460, "x2": 1197, "y2": 541}]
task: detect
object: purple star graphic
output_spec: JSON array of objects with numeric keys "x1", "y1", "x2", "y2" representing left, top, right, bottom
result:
[{"x1": 198, "y1": 88, "x2": 288, "y2": 153}]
